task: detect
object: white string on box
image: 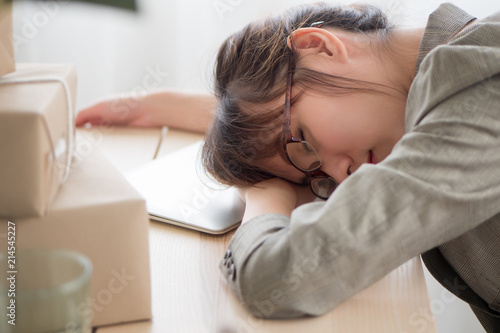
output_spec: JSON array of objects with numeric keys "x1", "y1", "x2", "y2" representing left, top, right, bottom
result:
[{"x1": 0, "y1": 75, "x2": 74, "y2": 183}]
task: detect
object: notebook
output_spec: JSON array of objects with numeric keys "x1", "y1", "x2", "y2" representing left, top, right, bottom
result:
[{"x1": 125, "y1": 141, "x2": 244, "y2": 234}]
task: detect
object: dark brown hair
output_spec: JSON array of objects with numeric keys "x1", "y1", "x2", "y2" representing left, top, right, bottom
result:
[{"x1": 202, "y1": 2, "x2": 393, "y2": 186}]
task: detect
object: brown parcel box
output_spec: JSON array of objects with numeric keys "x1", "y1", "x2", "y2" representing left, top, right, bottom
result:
[
  {"x1": 0, "y1": 63, "x2": 76, "y2": 218},
  {"x1": 0, "y1": 149, "x2": 152, "y2": 327},
  {"x1": 0, "y1": 2, "x2": 15, "y2": 76}
]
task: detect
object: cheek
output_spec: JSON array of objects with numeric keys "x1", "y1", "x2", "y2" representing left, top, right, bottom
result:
[
  {"x1": 317, "y1": 96, "x2": 393, "y2": 143},
  {"x1": 306, "y1": 101, "x2": 368, "y2": 148}
]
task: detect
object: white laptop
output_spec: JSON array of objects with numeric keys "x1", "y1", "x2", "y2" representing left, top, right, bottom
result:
[{"x1": 125, "y1": 141, "x2": 244, "y2": 234}]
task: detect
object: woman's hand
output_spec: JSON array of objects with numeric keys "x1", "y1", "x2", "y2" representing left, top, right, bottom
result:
[
  {"x1": 239, "y1": 178, "x2": 316, "y2": 224},
  {"x1": 76, "y1": 90, "x2": 216, "y2": 133},
  {"x1": 76, "y1": 95, "x2": 155, "y2": 127}
]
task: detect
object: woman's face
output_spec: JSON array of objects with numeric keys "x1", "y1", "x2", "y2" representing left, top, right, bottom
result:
[
  {"x1": 259, "y1": 87, "x2": 407, "y2": 185},
  {"x1": 256, "y1": 27, "x2": 416, "y2": 186}
]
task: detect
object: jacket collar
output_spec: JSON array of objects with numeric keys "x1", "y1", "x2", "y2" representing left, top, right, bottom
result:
[{"x1": 415, "y1": 3, "x2": 476, "y2": 74}]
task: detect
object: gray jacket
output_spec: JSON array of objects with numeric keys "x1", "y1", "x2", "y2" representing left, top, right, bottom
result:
[{"x1": 220, "y1": 3, "x2": 500, "y2": 331}]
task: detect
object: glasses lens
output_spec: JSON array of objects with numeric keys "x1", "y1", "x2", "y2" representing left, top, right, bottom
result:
[
  {"x1": 310, "y1": 177, "x2": 338, "y2": 199},
  {"x1": 286, "y1": 141, "x2": 321, "y2": 171}
]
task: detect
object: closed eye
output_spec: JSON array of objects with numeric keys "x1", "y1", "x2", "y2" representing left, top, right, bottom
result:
[
  {"x1": 298, "y1": 128, "x2": 309, "y2": 142},
  {"x1": 299, "y1": 129, "x2": 315, "y2": 153}
]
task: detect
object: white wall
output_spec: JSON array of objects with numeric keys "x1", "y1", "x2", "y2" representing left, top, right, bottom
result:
[
  {"x1": 12, "y1": 1, "x2": 497, "y2": 332},
  {"x1": 12, "y1": 0, "x2": 498, "y2": 111}
]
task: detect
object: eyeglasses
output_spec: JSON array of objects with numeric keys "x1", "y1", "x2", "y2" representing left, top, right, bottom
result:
[{"x1": 281, "y1": 24, "x2": 339, "y2": 199}]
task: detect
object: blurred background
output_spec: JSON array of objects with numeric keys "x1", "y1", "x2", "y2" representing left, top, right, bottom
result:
[
  {"x1": 11, "y1": 0, "x2": 496, "y2": 332},
  {"x1": 11, "y1": 0, "x2": 498, "y2": 110}
]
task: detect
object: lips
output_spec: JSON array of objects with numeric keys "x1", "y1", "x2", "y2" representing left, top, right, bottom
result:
[{"x1": 368, "y1": 150, "x2": 377, "y2": 164}]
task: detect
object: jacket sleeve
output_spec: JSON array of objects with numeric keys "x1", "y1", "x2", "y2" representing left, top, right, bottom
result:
[{"x1": 219, "y1": 23, "x2": 500, "y2": 319}]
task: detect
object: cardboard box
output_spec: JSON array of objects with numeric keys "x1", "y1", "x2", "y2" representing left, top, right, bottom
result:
[
  {"x1": 0, "y1": 148, "x2": 152, "y2": 327},
  {"x1": 0, "y1": 63, "x2": 77, "y2": 218},
  {"x1": 0, "y1": 2, "x2": 15, "y2": 76}
]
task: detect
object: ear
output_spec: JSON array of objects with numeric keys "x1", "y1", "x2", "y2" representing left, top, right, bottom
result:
[{"x1": 287, "y1": 28, "x2": 349, "y2": 63}]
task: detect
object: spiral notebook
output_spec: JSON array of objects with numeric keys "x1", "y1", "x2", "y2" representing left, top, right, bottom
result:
[{"x1": 125, "y1": 141, "x2": 244, "y2": 234}]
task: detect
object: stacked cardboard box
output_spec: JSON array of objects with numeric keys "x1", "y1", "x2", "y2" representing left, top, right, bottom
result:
[
  {"x1": 0, "y1": 63, "x2": 77, "y2": 218},
  {"x1": 0, "y1": 2, "x2": 14, "y2": 76},
  {"x1": 0, "y1": 150, "x2": 152, "y2": 327},
  {"x1": 0, "y1": 3, "x2": 151, "y2": 328}
]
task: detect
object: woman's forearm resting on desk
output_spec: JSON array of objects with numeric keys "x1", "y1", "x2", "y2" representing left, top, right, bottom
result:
[
  {"x1": 76, "y1": 90, "x2": 216, "y2": 133},
  {"x1": 222, "y1": 142, "x2": 500, "y2": 319},
  {"x1": 240, "y1": 178, "x2": 316, "y2": 223}
]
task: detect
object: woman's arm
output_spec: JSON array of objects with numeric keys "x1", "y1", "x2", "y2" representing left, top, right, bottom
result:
[
  {"x1": 220, "y1": 37, "x2": 500, "y2": 318},
  {"x1": 76, "y1": 90, "x2": 217, "y2": 133},
  {"x1": 240, "y1": 178, "x2": 317, "y2": 223}
]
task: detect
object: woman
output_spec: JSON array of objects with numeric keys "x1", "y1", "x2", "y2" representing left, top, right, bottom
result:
[{"x1": 77, "y1": 3, "x2": 500, "y2": 331}]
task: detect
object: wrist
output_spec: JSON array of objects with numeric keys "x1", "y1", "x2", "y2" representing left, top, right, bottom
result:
[
  {"x1": 242, "y1": 181, "x2": 296, "y2": 223},
  {"x1": 144, "y1": 90, "x2": 215, "y2": 132}
]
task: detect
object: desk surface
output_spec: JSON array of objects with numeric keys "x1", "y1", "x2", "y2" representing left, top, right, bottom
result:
[{"x1": 79, "y1": 127, "x2": 437, "y2": 333}]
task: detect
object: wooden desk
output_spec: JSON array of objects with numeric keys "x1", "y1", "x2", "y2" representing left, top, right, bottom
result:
[{"x1": 79, "y1": 127, "x2": 437, "y2": 333}]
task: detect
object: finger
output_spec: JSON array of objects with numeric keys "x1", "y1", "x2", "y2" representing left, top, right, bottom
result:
[
  {"x1": 75, "y1": 112, "x2": 92, "y2": 126},
  {"x1": 75, "y1": 105, "x2": 104, "y2": 126},
  {"x1": 75, "y1": 114, "x2": 106, "y2": 127}
]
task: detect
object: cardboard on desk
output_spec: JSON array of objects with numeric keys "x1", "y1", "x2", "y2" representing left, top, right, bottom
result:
[
  {"x1": 0, "y1": 3, "x2": 14, "y2": 76},
  {"x1": 0, "y1": 64, "x2": 76, "y2": 218},
  {"x1": 0, "y1": 149, "x2": 152, "y2": 328}
]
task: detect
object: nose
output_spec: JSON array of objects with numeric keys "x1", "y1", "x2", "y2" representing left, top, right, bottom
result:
[{"x1": 320, "y1": 154, "x2": 352, "y2": 183}]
